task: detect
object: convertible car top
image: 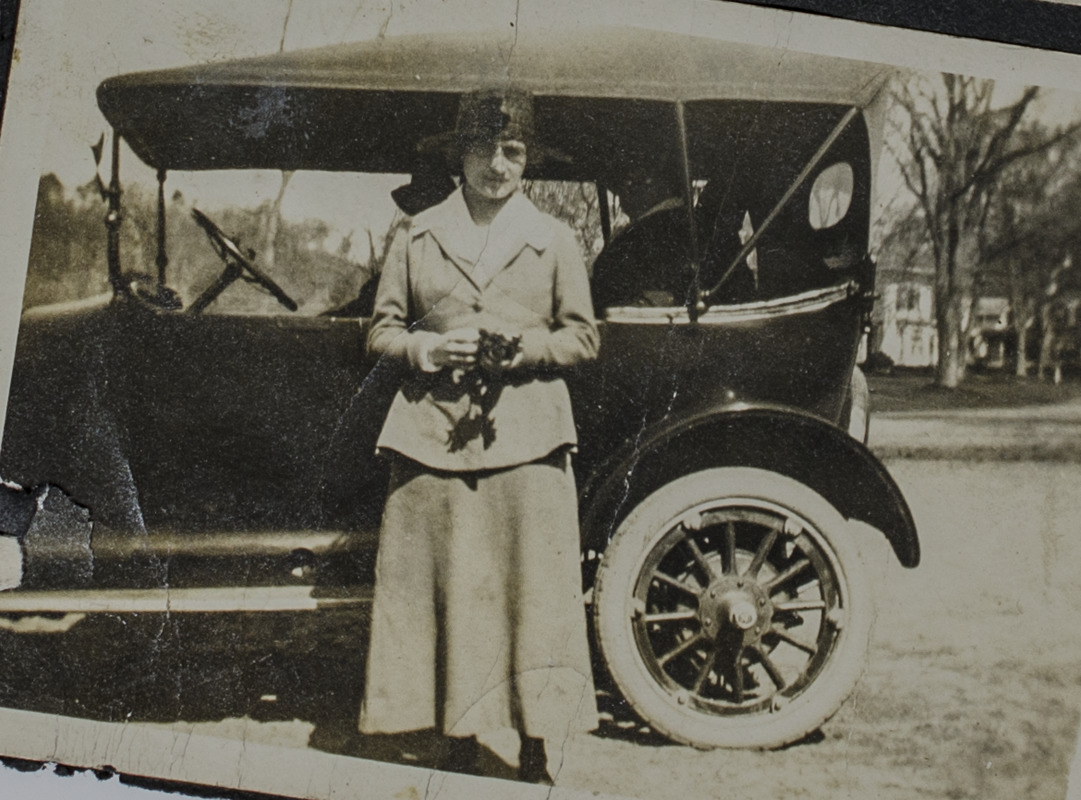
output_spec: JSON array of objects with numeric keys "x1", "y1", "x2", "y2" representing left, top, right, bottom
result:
[{"x1": 97, "y1": 25, "x2": 891, "y2": 175}]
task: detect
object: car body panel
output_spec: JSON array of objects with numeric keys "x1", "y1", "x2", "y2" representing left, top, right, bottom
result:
[{"x1": 578, "y1": 404, "x2": 919, "y2": 569}]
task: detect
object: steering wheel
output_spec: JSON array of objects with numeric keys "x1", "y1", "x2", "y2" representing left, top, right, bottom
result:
[{"x1": 190, "y1": 208, "x2": 298, "y2": 313}]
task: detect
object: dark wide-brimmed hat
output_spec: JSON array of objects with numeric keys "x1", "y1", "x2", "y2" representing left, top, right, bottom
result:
[{"x1": 419, "y1": 88, "x2": 564, "y2": 164}]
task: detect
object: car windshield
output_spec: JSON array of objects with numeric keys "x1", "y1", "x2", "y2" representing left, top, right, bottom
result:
[{"x1": 118, "y1": 172, "x2": 602, "y2": 317}]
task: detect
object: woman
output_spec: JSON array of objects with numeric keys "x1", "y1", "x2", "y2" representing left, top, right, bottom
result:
[{"x1": 359, "y1": 89, "x2": 599, "y2": 784}]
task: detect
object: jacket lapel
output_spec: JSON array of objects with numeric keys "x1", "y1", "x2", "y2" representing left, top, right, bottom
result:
[
  {"x1": 472, "y1": 193, "x2": 552, "y2": 289},
  {"x1": 412, "y1": 190, "x2": 484, "y2": 291},
  {"x1": 412, "y1": 190, "x2": 553, "y2": 292}
]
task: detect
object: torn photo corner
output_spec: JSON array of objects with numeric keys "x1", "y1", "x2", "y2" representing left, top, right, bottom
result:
[{"x1": 3, "y1": 1, "x2": 1081, "y2": 799}]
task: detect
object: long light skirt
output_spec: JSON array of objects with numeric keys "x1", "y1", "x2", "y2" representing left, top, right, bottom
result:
[{"x1": 358, "y1": 451, "x2": 599, "y2": 740}]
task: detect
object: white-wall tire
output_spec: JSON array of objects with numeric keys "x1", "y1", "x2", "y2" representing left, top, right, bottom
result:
[{"x1": 593, "y1": 467, "x2": 873, "y2": 749}]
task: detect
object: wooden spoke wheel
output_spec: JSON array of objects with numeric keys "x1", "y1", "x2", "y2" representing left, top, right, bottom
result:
[{"x1": 593, "y1": 468, "x2": 873, "y2": 749}]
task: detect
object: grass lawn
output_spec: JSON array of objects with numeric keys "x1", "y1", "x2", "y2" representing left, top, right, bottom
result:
[{"x1": 867, "y1": 368, "x2": 1081, "y2": 413}]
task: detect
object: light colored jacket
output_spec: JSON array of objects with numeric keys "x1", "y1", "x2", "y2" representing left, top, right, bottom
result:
[{"x1": 367, "y1": 189, "x2": 599, "y2": 471}]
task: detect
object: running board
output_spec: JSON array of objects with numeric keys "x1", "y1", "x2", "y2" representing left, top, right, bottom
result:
[
  {"x1": 89, "y1": 529, "x2": 380, "y2": 560},
  {"x1": 0, "y1": 585, "x2": 372, "y2": 614}
]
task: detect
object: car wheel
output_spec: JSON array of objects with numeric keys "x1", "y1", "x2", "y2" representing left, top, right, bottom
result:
[{"x1": 592, "y1": 467, "x2": 873, "y2": 749}]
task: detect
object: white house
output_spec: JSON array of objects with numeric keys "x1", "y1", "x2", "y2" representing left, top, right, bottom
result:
[{"x1": 876, "y1": 281, "x2": 937, "y2": 366}]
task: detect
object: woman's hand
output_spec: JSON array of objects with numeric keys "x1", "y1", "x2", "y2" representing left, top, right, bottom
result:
[{"x1": 426, "y1": 328, "x2": 480, "y2": 370}]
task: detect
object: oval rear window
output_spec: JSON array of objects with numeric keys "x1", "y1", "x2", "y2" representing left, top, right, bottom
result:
[{"x1": 808, "y1": 162, "x2": 854, "y2": 230}]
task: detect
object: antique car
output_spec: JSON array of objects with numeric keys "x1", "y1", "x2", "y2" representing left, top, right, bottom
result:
[{"x1": 0, "y1": 26, "x2": 918, "y2": 750}]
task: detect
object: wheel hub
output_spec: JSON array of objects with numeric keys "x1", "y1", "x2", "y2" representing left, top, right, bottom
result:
[
  {"x1": 698, "y1": 576, "x2": 773, "y2": 645},
  {"x1": 728, "y1": 598, "x2": 758, "y2": 630}
]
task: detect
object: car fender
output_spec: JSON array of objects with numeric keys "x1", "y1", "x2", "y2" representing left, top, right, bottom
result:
[{"x1": 579, "y1": 404, "x2": 919, "y2": 568}]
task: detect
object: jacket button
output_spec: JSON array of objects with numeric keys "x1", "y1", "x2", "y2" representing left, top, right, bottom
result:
[{"x1": 472, "y1": 301, "x2": 484, "y2": 312}]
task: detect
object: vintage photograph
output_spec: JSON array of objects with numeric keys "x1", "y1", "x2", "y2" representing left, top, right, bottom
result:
[{"x1": 0, "y1": 1, "x2": 1080, "y2": 798}]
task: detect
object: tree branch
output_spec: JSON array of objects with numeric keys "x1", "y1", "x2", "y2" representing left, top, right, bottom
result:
[
  {"x1": 957, "y1": 86, "x2": 1040, "y2": 198},
  {"x1": 972, "y1": 121, "x2": 1081, "y2": 191}
]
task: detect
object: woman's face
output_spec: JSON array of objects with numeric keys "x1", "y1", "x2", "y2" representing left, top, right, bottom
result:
[{"x1": 461, "y1": 138, "x2": 527, "y2": 201}]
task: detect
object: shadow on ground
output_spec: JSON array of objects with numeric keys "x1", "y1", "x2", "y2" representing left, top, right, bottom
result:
[{"x1": 0, "y1": 609, "x2": 368, "y2": 728}]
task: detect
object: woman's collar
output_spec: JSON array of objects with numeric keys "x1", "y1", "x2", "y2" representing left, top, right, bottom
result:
[{"x1": 411, "y1": 188, "x2": 552, "y2": 253}]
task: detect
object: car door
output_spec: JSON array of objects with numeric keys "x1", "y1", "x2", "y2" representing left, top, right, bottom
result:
[{"x1": 110, "y1": 308, "x2": 393, "y2": 536}]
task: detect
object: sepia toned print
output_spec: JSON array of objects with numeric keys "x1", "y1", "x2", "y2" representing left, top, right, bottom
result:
[{"x1": 1, "y1": 2, "x2": 1081, "y2": 799}]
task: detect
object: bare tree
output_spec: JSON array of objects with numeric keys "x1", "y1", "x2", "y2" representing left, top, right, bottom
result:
[
  {"x1": 523, "y1": 179, "x2": 604, "y2": 267},
  {"x1": 364, "y1": 209, "x2": 409, "y2": 278},
  {"x1": 977, "y1": 125, "x2": 1081, "y2": 375},
  {"x1": 256, "y1": 170, "x2": 295, "y2": 272},
  {"x1": 891, "y1": 74, "x2": 1077, "y2": 387}
]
